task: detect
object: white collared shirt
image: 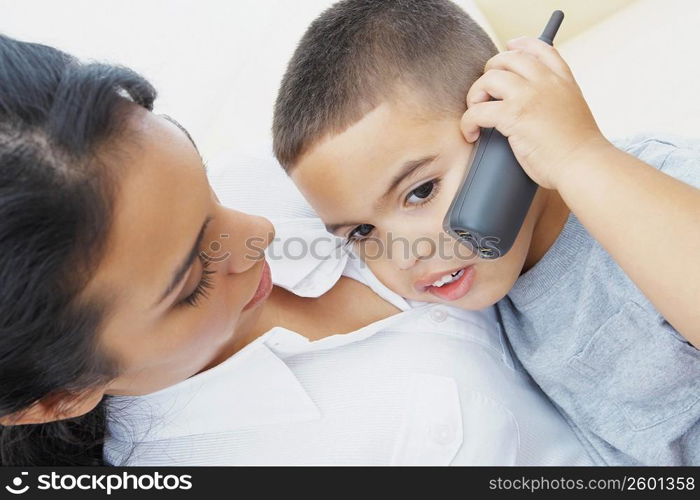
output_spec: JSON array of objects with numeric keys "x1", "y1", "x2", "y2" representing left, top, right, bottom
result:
[{"x1": 103, "y1": 150, "x2": 592, "y2": 466}]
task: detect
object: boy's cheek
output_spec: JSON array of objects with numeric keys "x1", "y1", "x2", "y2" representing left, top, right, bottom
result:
[
  {"x1": 461, "y1": 258, "x2": 526, "y2": 309},
  {"x1": 364, "y1": 258, "x2": 414, "y2": 296},
  {"x1": 363, "y1": 258, "x2": 443, "y2": 303},
  {"x1": 355, "y1": 239, "x2": 383, "y2": 259}
]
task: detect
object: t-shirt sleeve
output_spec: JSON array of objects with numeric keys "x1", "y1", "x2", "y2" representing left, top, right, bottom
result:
[
  {"x1": 615, "y1": 134, "x2": 700, "y2": 189},
  {"x1": 658, "y1": 143, "x2": 700, "y2": 190}
]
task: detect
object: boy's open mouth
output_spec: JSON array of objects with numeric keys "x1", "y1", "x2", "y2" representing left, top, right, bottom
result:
[
  {"x1": 415, "y1": 265, "x2": 476, "y2": 302},
  {"x1": 429, "y1": 269, "x2": 465, "y2": 287}
]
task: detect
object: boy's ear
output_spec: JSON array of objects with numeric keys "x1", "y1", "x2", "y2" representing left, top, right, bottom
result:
[{"x1": 0, "y1": 387, "x2": 105, "y2": 426}]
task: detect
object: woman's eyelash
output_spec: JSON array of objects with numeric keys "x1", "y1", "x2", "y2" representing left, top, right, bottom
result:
[{"x1": 180, "y1": 256, "x2": 216, "y2": 308}]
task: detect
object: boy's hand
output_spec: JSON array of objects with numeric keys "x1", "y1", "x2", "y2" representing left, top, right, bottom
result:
[
  {"x1": 461, "y1": 36, "x2": 612, "y2": 190},
  {"x1": 465, "y1": 42, "x2": 700, "y2": 347}
]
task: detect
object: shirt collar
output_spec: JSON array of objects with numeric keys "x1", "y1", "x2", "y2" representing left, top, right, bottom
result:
[
  {"x1": 266, "y1": 217, "x2": 349, "y2": 297},
  {"x1": 104, "y1": 303, "x2": 440, "y2": 444},
  {"x1": 106, "y1": 303, "x2": 502, "y2": 445},
  {"x1": 106, "y1": 338, "x2": 321, "y2": 443}
]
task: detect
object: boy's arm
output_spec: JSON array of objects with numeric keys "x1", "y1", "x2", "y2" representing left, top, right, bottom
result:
[
  {"x1": 461, "y1": 37, "x2": 700, "y2": 347},
  {"x1": 558, "y1": 142, "x2": 700, "y2": 347}
]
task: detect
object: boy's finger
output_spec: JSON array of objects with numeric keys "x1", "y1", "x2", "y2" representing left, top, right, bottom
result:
[
  {"x1": 466, "y1": 69, "x2": 525, "y2": 107},
  {"x1": 468, "y1": 89, "x2": 490, "y2": 106},
  {"x1": 484, "y1": 49, "x2": 550, "y2": 83},
  {"x1": 460, "y1": 101, "x2": 504, "y2": 142},
  {"x1": 506, "y1": 36, "x2": 572, "y2": 81}
]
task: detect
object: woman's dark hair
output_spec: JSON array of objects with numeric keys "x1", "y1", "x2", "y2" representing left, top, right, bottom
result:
[{"x1": 0, "y1": 33, "x2": 156, "y2": 465}]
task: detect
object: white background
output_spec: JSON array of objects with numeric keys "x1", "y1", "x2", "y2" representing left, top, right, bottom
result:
[{"x1": 2, "y1": 0, "x2": 698, "y2": 162}]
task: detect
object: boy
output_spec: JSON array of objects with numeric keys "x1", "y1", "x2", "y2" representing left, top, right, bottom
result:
[{"x1": 271, "y1": 0, "x2": 700, "y2": 464}]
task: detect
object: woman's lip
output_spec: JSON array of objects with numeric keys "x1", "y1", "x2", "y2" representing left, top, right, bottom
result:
[
  {"x1": 414, "y1": 265, "x2": 473, "y2": 291},
  {"x1": 242, "y1": 260, "x2": 272, "y2": 311}
]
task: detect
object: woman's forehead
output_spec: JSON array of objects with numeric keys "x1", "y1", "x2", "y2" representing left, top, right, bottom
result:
[{"x1": 82, "y1": 110, "x2": 210, "y2": 317}]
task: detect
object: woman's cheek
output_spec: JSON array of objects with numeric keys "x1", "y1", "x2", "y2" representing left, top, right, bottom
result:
[{"x1": 176, "y1": 302, "x2": 230, "y2": 353}]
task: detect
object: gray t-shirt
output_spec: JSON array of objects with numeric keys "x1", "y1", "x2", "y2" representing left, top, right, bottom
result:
[{"x1": 496, "y1": 134, "x2": 700, "y2": 465}]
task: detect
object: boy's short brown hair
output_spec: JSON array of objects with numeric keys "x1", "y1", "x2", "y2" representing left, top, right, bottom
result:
[{"x1": 272, "y1": 0, "x2": 498, "y2": 170}]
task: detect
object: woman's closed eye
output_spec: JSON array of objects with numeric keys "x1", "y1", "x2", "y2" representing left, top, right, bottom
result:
[{"x1": 179, "y1": 256, "x2": 216, "y2": 308}]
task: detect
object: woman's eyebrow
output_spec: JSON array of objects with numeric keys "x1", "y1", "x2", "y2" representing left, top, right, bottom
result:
[{"x1": 154, "y1": 215, "x2": 213, "y2": 308}]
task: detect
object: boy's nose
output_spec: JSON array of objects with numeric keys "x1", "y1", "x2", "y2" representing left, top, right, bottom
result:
[
  {"x1": 395, "y1": 254, "x2": 418, "y2": 271},
  {"x1": 415, "y1": 238, "x2": 436, "y2": 260},
  {"x1": 384, "y1": 228, "x2": 438, "y2": 270}
]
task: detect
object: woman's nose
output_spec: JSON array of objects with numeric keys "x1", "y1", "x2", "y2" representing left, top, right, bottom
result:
[{"x1": 210, "y1": 209, "x2": 275, "y2": 275}]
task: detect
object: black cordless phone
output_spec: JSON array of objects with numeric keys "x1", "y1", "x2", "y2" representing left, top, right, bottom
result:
[{"x1": 443, "y1": 10, "x2": 565, "y2": 259}]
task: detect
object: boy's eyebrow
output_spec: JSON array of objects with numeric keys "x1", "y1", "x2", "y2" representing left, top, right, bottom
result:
[
  {"x1": 380, "y1": 154, "x2": 438, "y2": 204},
  {"x1": 325, "y1": 222, "x2": 354, "y2": 235},
  {"x1": 324, "y1": 154, "x2": 438, "y2": 235}
]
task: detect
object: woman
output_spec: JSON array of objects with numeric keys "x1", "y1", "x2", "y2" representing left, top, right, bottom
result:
[{"x1": 0, "y1": 34, "x2": 591, "y2": 466}]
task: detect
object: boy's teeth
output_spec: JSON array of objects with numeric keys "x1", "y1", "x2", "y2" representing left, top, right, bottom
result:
[{"x1": 430, "y1": 269, "x2": 465, "y2": 288}]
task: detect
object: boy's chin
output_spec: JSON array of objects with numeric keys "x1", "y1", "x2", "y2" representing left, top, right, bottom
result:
[
  {"x1": 404, "y1": 277, "x2": 508, "y2": 310},
  {"x1": 406, "y1": 289, "x2": 494, "y2": 311}
]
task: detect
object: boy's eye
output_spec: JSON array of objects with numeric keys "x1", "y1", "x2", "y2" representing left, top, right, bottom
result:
[
  {"x1": 347, "y1": 223, "x2": 375, "y2": 241},
  {"x1": 406, "y1": 180, "x2": 437, "y2": 205}
]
